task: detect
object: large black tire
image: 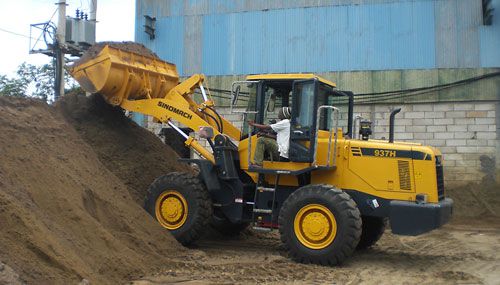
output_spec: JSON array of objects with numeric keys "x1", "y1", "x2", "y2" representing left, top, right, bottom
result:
[
  {"x1": 211, "y1": 209, "x2": 250, "y2": 236},
  {"x1": 279, "y1": 184, "x2": 361, "y2": 265},
  {"x1": 356, "y1": 216, "x2": 387, "y2": 250},
  {"x1": 144, "y1": 172, "x2": 212, "y2": 245}
]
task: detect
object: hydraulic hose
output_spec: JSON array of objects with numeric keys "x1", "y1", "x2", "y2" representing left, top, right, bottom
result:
[
  {"x1": 201, "y1": 110, "x2": 222, "y2": 133},
  {"x1": 206, "y1": 105, "x2": 224, "y2": 133}
]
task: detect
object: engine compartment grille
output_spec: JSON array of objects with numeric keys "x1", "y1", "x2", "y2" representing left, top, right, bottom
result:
[{"x1": 398, "y1": 160, "x2": 412, "y2": 190}]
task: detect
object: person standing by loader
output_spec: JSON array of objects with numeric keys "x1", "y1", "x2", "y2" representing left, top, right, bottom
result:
[{"x1": 249, "y1": 107, "x2": 292, "y2": 168}]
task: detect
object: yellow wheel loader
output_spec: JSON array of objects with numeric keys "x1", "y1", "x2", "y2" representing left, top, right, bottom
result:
[{"x1": 70, "y1": 44, "x2": 452, "y2": 265}]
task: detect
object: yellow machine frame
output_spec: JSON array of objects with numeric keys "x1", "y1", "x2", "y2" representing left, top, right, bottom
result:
[{"x1": 69, "y1": 44, "x2": 452, "y2": 252}]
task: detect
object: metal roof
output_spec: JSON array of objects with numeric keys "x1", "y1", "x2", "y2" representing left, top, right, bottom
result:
[{"x1": 246, "y1": 73, "x2": 336, "y2": 87}]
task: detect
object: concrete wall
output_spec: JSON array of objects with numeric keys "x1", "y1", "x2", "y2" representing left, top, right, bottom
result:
[
  {"x1": 143, "y1": 69, "x2": 500, "y2": 186},
  {"x1": 353, "y1": 101, "x2": 498, "y2": 184},
  {"x1": 146, "y1": 98, "x2": 499, "y2": 185}
]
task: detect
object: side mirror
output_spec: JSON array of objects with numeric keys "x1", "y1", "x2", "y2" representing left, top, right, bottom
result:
[
  {"x1": 232, "y1": 85, "x2": 241, "y2": 106},
  {"x1": 199, "y1": 126, "x2": 214, "y2": 139}
]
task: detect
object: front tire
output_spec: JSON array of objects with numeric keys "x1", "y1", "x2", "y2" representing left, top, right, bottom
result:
[
  {"x1": 144, "y1": 172, "x2": 212, "y2": 245},
  {"x1": 279, "y1": 184, "x2": 361, "y2": 265}
]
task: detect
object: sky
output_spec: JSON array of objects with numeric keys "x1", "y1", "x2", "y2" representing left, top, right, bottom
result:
[{"x1": 0, "y1": 0, "x2": 135, "y2": 76}]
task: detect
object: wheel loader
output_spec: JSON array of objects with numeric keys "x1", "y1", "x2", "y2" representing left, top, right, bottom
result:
[{"x1": 69, "y1": 44, "x2": 453, "y2": 265}]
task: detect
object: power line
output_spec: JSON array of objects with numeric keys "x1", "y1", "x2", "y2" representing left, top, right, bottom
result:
[
  {"x1": 356, "y1": 71, "x2": 500, "y2": 97},
  {"x1": 48, "y1": 7, "x2": 59, "y2": 23},
  {"x1": 354, "y1": 71, "x2": 500, "y2": 104},
  {"x1": 0, "y1": 27, "x2": 36, "y2": 40},
  {"x1": 196, "y1": 71, "x2": 500, "y2": 105},
  {"x1": 6, "y1": 8, "x2": 53, "y2": 37},
  {"x1": 88, "y1": 0, "x2": 97, "y2": 13}
]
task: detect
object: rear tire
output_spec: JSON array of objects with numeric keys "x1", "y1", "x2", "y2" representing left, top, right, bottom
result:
[
  {"x1": 278, "y1": 184, "x2": 361, "y2": 265},
  {"x1": 144, "y1": 172, "x2": 212, "y2": 245},
  {"x1": 356, "y1": 216, "x2": 387, "y2": 250}
]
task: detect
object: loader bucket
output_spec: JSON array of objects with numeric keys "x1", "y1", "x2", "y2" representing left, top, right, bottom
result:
[{"x1": 69, "y1": 44, "x2": 179, "y2": 106}]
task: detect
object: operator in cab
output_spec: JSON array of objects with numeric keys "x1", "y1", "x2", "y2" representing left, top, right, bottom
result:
[{"x1": 249, "y1": 107, "x2": 291, "y2": 168}]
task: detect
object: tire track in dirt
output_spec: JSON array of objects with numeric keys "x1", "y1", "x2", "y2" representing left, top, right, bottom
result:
[{"x1": 133, "y1": 221, "x2": 500, "y2": 285}]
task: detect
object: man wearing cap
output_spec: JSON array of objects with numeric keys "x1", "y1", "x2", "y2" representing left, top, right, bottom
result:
[{"x1": 249, "y1": 107, "x2": 291, "y2": 168}]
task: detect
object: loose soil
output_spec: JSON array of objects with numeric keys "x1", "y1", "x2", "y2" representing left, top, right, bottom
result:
[
  {"x1": 0, "y1": 95, "x2": 193, "y2": 285},
  {"x1": 446, "y1": 182, "x2": 500, "y2": 218},
  {"x1": 73, "y1": 41, "x2": 160, "y2": 67},
  {"x1": 1, "y1": 93, "x2": 499, "y2": 285},
  {"x1": 0, "y1": 261, "x2": 23, "y2": 285},
  {"x1": 56, "y1": 93, "x2": 191, "y2": 203},
  {"x1": 133, "y1": 218, "x2": 500, "y2": 285}
]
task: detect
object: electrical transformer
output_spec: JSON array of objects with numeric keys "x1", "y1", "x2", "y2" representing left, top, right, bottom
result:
[{"x1": 65, "y1": 17, "x2": 95, "y2": 46}]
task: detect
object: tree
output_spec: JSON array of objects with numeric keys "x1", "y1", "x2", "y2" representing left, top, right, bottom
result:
[
  {"x1": 0, "y1": 74, "x2": 28, "y2": 97},
  {"x1": 0, "y1": 62, "x2": 78, "y2": 102}
]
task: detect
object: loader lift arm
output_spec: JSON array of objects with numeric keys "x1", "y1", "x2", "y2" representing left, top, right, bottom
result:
[
  {"x1": 120, "y1": 74, "x2": 221, "y2": 164},
  {"x1": 70, "y1": 45, "x2": 241, "y2": 164},
  {"x1": 69, "y1": 43, "x2": 453, "y2": 266}
]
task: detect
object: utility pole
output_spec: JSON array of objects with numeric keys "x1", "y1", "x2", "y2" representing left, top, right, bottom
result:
[
  {"x1": 55, "y1": 0, "x2": 67, "y2": 100},
  {"x1": 89, "y1": 0, "x2": 97, "y2": 21}
]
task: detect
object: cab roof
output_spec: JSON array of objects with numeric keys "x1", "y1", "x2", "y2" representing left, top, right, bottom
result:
[{"x1": 246, "y1": 73, "x2": 336, "y2": 88}]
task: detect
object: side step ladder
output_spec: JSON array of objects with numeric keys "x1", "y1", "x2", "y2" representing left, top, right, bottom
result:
[{"x1": 252, "y1": 173, "x2": 280, "y2": 232}]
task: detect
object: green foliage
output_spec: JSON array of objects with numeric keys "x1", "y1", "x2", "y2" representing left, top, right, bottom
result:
[
  {"x1": 20, "y1": 63, "x2": 53, "y2": 101},
  {"x1": 0, "y1": 74, "x2": 28, "y2": 97},
  {"x1": 0, "y1": 62, "x2": 78, "y2": 102}
]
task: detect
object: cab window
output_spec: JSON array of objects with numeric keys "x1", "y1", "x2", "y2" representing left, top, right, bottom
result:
[
  {"x1": 294, "y1": 81, "x2": 315, "y2": 129},
  {"x1": 241, "y1": 83, "x2": 257, "y2": 137}
]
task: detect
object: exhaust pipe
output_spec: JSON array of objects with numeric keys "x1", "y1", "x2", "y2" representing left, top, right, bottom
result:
[
  {"x1": 389, "y1": 108, "x2": 401, "y2": 143},
  {"x1": 345, "y1": 91, "x2": 354, "y2": 138}
]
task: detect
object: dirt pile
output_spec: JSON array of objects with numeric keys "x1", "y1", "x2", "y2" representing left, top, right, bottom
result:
[
  {"x1": 57, "y1": 93, "x2": 191, "y2": 203},
  {"x1": 446, "y1": 181, "x2": 500, "y2": 219},
  {"x1": 0, "y1": 95, "x2": 191, "y2": 284},
  {"x1": 0, "y1": 262, "x2": 23, "y2": 285},
  {"x1": 74, "y1": 41, "x2": 160, "y2": 67},
  {"x1": 134, "y1": 221, "x2": 500, "y2": 285}
]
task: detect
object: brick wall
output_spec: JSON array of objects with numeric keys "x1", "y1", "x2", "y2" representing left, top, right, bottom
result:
[
  {"x1": 146, "y1": 101, "x2": 498, "y2": 186},
  {"x1": 351, "y1": 102, "x2": 498, "y2": 185}
]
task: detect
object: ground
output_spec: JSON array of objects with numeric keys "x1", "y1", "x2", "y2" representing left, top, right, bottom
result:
[
  {"x1": 132, "y1": 218, "x2": 500, "y2": 285},
  {"x1": 1, "y1": 94, "x2": 499, "y2": 285}
]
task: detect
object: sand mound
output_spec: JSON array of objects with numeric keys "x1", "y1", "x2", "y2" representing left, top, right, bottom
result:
[
  {"x1": 446, "y1": 181, "x2": 500, "y2": 219},
  {"x1": 56, "y1": 93, "x2": 191, "y2": 203},
  {"x1": 0, "y1": 91, "x2": 498, "y2": 284},
  {"x1": 0, "y1": 95, "x2": 190, "y2": 284},
  {"x1": 74, "y1": 41, "x2": 160, "y2": 67}
]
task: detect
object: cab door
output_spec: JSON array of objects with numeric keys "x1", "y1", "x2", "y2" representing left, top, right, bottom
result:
[{"x1": 289, "y1": 79, "x2": 318, "y2": 162}]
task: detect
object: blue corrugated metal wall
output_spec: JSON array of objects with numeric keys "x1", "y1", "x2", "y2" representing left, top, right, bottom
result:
[
  {"x1": 480, "y1": 0, "x2": 500, "y2": 67},
  {"x1": 135, "y1": 0, "x2": 500, "y2": 76}
]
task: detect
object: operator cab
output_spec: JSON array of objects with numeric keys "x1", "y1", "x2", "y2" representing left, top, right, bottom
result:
[{"x1": 232, "y1": 74, "x2": 354, "y2": 169}]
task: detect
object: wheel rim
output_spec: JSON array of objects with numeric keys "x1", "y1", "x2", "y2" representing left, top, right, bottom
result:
[
  {"x1": 294, "y1": 204, "x2": 337, "y2": 249},
  {"x1": 155, "y1": 190, "x2": 188, "y2": 230}
]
